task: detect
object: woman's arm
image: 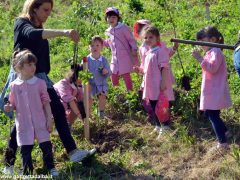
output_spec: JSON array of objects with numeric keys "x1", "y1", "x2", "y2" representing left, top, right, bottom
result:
[{"x1": 42, "y1": 29, "x2": 80, "y2": 43}]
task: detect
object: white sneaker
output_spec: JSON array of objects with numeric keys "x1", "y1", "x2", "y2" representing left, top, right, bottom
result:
[
  {"x1": 50, "y1": 168, "x2": 59, "y2": 177},
  {"x1": 2, "y1": 166, "x2": 14, "y2": 175},
  {"x1": 157, "y1": 126, "x2": 171, "y2": 140},
  {"x1": 69, "y1": 148, "x2": 96, "y2": 162},
  {"x1": 150, "y1": 126, "x2": 160, "y2": 135}
]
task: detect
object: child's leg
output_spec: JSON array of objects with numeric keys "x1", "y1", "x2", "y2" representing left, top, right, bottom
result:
[
  {"x1": 205, "y1": 110, "x2": 227, "y2": 143},
  {"x1": 149, "y1": 100, "x2": 161, "y2": 127},
  {"x1": 89, "y1": 97, "x2": 93, "y2": 117},
  {"x1": 98, "y1": 94, "x2": 106, "y2": 112},
  {"x1": 111, "y1": 74, "x2": 120, "y2": 87},
  {"x1": 4, "y1": 125, "x2": 18, "y2": 167},
  {"x1": 233, "y1": 49, "x2": 240, "y2": 77},
  {"x1": 39, "y1": 141, "x2": 55, "y2": 170},
  {"x1": 122, "y1": 73, "x2": 133, "y2": 91},
  {"x1": 77, "y1": 101, "x2": 86, "y2": 119},
  {"x1": 67, "y1": 111, "x2": 77, "y2": 125},
  {"x1": 20, "y1": 145, "x2": 34, "y2": 175}
]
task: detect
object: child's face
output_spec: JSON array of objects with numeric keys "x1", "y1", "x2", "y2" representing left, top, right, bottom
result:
[
  {"x1": 19, "y1": 62, "x2": 36, "y2": 78},
  {"x1": 199, "y1": 37, "x2": 211, "y2": 52},
  {"x1": 90, "y1": 40, "x2": 103, "y2": 55},
  {"x1": 143, "y1": 32, "x2": 158, "y2": 48},
  {"x1": 107, "y1": 15, "x2": 118, "y2": 27}
]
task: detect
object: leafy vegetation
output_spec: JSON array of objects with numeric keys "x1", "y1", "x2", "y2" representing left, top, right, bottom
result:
[{"x1": 1, "y1": 0, "x2": 240, "y2": 179}]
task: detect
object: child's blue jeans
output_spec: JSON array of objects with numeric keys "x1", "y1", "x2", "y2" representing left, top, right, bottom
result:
[
  {"x1": 205, "y1": 110, "x2": 227, "y2": 143},
  {"x1": 233, "y1": 48, "x2": 240, "y2": 77}
]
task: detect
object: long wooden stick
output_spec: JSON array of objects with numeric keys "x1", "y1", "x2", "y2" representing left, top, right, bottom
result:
[
  {"x1": 83, "y1": 57, "x2": 90, "y2": 141},
  {"x1": 171, "y1": 38, "x2": 235, "y2": 50}
]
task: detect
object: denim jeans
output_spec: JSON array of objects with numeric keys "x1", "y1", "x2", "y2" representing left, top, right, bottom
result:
[
  {"x1": 233, "y1": 48, "x2": 240, "y2": 77},
  {"x1": 205, "y1": 110, "x2": 227, "y2": 143},
  {"x1": 0, "y1": 66, "x2": 17, "y2": 119}
]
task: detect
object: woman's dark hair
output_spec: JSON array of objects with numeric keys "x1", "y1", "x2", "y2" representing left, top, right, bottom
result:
[{"x1": 196, "y1": 26, "x2": 224, "y2": 44}]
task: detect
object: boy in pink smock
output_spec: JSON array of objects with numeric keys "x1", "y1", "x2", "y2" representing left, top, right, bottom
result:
[
  {"x1": 54, "y1": 64, "x2": 86, "y2": 127},
  {"x1": 4, "y1": 50, "x2": 58, "y2": 176},
  {"x1": 192, "y1": 26, "x2": 232, "y2": 151},
  {"x1": 104, "y1": 7, "x2": 139, "y2": 91}
]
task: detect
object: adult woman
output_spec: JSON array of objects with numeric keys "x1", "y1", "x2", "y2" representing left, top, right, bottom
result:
[{"x1": 1, "y1": 0, "x2": 95, "y2": 174}]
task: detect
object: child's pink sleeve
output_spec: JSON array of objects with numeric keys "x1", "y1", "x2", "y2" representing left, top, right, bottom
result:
[
  {"x1": 39, "y1": 80, "x2": 51, "y2": 104},
  {"x1": 123, "y1": 26, "x2": 138, "y2": 50},
  {"x1": 104, "y1": 39, "x2": 110, "y2": 48},
  {"x1": 55, "y1": 80, "x2": 75, "y2": 103},
  {"x1": 201, "y1": 49, "x2": 223, "y2": 74}
]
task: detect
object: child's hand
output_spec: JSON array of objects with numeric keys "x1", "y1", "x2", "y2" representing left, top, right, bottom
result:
[
  {"x1": 4, "y1": 104, "x2": 13, "y2": 112},
  {"x1": 192, "y1": 49, "x2": 203, "y2": 63},
  {"x1": 47, "y1": 117, "x2": 54, "y2": 133},
  {"x1": 102, "y1": 68, "x2": 108, "y2": 75},
  {"x1": 133, "y1": 66, "x2": 140, "y2": 73}
]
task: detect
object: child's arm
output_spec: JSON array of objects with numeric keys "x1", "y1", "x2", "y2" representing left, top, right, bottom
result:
[
  {"x1": 43, "y1": 102, "x2": 54, "y2": 133},
  {"x1": 69, "y1": 100, "x2": 82, "y2": 119},
  {"x1": 192, "y1": 49, "x2": 203, "y2": 63},
  {"x1": 169, "y1": 42, "x2": 179, "y2": 57},
  {"x1": 102, "y1": 57, "x2": 111, "y2": 76},
  {"x1": 160, "y1": 67, "x2": 168, "y2": 91}
]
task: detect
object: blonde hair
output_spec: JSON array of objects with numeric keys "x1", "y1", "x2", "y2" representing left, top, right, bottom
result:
[
  {"x1": 141, "y1": 25, "x2": 160, "y2": 39},
  {"x1": 12, "y1": 49, "x2": 37, "y2": 72},
  {"x1": 20, "y1": 0, "x2": 53, "y2": 25}
]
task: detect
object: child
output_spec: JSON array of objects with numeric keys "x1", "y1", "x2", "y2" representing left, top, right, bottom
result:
[
  {"x1": 134, "y1": 20, "x2": 178, "y2": 138},
  {"x1": 87, "y1": 36, "x2": 111, "y2": 118},
  {"x1": 4, "y1": 50, "x2": 58, "y2": 176},
  {"x1": 54, "y1": 64, "x2": 86, "y2": 127},
  {"x1": 192, "y1": 26, "x2": 232, "y2": 150},
  {"x1": 135, "y1": 25, "x2": 171, "y2": 138},
  {"x1": 104, "y1": 7, "x2": 139, "y2": 91}
]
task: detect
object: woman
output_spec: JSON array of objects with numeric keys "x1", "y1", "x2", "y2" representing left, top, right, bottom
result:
[{"x1": 1, "y1": 0, "x2": 95, "y2": 175}]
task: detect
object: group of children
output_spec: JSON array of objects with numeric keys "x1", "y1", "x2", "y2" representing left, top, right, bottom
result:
[{"x1": 2, "y1": 6, "x2": 236, "y2": 176}]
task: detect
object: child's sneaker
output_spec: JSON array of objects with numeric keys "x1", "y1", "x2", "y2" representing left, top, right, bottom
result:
[
  {"x1": 157, "y1": 126, "x2": 171, "y2": 140},
  {"x1": 2, "y1": 166, "x2": 14, "y2": 175},
  {"x1": 150, "y1": 126, "x2": 160, "y2": 135},
  {"x1": 50, "y1": 168, "x2": 59, "y2": 177},
  {"x1": 69, "y1": 148, "x2": 96, "y2": 162},
  {"x1": 209, "y1": 143, "x2": 229, "y2": 154}
]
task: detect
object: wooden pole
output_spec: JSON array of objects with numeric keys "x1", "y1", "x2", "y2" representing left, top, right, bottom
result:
[
  {"x1": 171, "y1": 38, "x2": 235, "y2": 50},
  {"x1": 83, "y1": 57, "x2": 90, "y2": 141}
]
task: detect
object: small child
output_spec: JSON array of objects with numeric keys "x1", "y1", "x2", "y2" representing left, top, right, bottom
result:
[
  {"x1": 135, "y1": 25, "x2": 171, "y2": 138},
  {"x1": 54, "y1": 64, "x2": 86, "y2": 127},
  {"x1": 192, "y1": 26, "x2": 232, "y2": 150},
  {"x1": 134, "y1": 20, "x2": 178, "y2": 138},
  {"x1": 104, "y1": 7, "x2": 139, "y2": 91},
  {"x1": 88, "y1": 36, "x2": 111, "y2": 118},
  {"x1": 4, "y1": 50, "x2": 58, "y2": 176}
]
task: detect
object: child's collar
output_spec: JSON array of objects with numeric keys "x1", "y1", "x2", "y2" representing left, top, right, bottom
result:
[
  {"x1": 106, "y1": 22, "x2": 123, "y2": 32},
  {"x1": 89, "y1": 54, "x2": 103, "y2": 61},
  {"x1": 150, "y1": 46, "x2": 160, "y2": 52},
  {"x1": 14, "y1": 76, "x2": 38, "y2": 85}
]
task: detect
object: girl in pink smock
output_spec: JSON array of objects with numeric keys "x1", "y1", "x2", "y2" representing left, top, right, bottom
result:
[
  {"x1": 54, "y1": 64, "x2": 86, "y2": 127},
  {"x1": 134, "y1": 20, "x2": 178, "y2": 138},
  {"x1": 135, "y1": 26, "x2": 171, "y2": 139},
  {"x1": 104, "y1": 7, "x2": 139, "y2": 91},
  {"x1": 192, "y1": 26, "x2": 232, "y2": 151},
  {"x1": 4, "y1": 50, "x2": 58, "y2": 176}
]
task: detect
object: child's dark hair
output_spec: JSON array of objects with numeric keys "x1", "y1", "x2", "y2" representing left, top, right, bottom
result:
[
  {"x1": 105, "y1": 11, "x2": 121, "y2": 22},
  {"x1": 12, "y1": 49, "x2": 37, "y2": 71},
  {"x1": 90, "y1": 35, "x2": 104, "y2": 45},
  {"x1": 196, "y1": 26, "x2": 224, "y2": 44},
  {"x1": 141, "y1": 25, "x2": 160, "y2": 38},
  {"x1": 67, "y1": 64, "x2": 83, "y2": 84}
]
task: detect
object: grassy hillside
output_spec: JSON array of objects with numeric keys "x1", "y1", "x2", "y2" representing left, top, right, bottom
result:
[{"x1": 1, "y1": 0, "x2": 240, "y2": 179}]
